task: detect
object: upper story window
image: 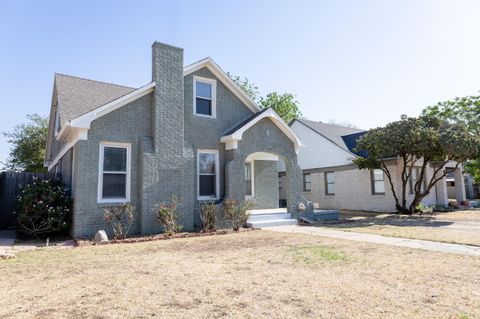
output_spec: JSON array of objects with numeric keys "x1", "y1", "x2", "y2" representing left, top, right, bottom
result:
[
  {"x1": 193, "y1": 76, "x2": 216, "y2": 118},
  {"x1": 325, "y1": 172, "x2": 335, "y2": 195},
  {"x1": 98, "y1": 142, "x2": 131, "y2": 203},
  {"x1": 197, "y1": 149, "x2": 219, "y2": 200},
  {"x1": 303, "y1": 173, "x2": 311, "y2": 192},
  {"x1": 371, "y1": 169, "x2": 385, "y2": 195}
]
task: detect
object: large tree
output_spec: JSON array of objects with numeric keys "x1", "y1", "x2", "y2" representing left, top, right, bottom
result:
[
  {"x1": 423, "y1": 95, "x2": 480, "y2": 184},
  {"x1": 259, "y1": 92, "x2": 302, "y2": 124},
  {"x1": 2, "y1": 114, "x2": 48, "y2": 172},
  {"x1": 228, "y1": 73, "x2": 302, "y2": 124},
  {"x1": 353, "y1": 115, "x2": 480, "y2": 214}
]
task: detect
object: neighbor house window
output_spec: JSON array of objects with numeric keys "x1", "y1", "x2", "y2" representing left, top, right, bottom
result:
[
  {"x1": 198, "y1": 150, "x2": 219, "y2": 200},
  {"x1": 303, "y1": 173, "x2": 311, "y2": 192},
  {"x1": 98, "y1": 142, "x2": 131, "y2": 203},
  {"x1": 194, "y1": 76, "x2": 216, "y2": 118},
  {"x1": 245, "y1": 162, "x2": 254, "y2": 197},
  {"x1": 409, "y1": 167, "x2": 425, "y2": 194},
  {"x1": 325, "y1": 172, "x2": 335, "y2": 195},
  {"x1": 371, "y1": 169, "x2": 385, "y2": 195}
]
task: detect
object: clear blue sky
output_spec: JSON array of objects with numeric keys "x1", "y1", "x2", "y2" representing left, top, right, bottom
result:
[{"x1": 1, "y1": 0, "x2": 480, "y2": 164}]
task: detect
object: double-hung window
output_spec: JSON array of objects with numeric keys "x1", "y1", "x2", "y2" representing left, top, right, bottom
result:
[
  {"x1": 245, "y1": 162, "x2": 253, "y2": 197},
  {"x1": 98, "y1": 142, "x2": 131, "y2": 203},
  {"x1": 198, "y1": 150, "x2": 219, "y2": 200},
  {"x1": 371, "y1": 169, "x2": 385, "y2": 195},
  {"x1": 325, "y1": 172, "x2": 335, "y2": 195},
  {"x1": 303, "y1": 173, "x2": 311, "y2": 192},
  {"x1": 194, "y1": 76, "x2": 216, "y2": 118}
]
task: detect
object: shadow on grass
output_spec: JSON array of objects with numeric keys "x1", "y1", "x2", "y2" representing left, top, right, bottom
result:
[{"x1": 319, "y1": 210, "x2": 455, "y2": 230}]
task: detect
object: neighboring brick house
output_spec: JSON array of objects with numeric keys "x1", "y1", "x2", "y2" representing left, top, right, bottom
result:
[
  {"x1": 44, "y1": 42, "x2": 308, "y2": 238},
  {"x1": 283, "y1": 118, "x2": 469, "y2": 212}
]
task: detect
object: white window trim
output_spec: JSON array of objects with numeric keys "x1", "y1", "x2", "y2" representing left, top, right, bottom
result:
[
  {"x1": 193, "y1": 76, "x2": 217, "y2": 119},
  {"x1": 197, "y1": 149, "x2": 220, "y2": 200},
  {"x1": 303, "y1": 173, "x2": 312, "y2": 193},
  {"x1": 245, "y1": 160, "x2": 255, "y2": 200},
  {"x1": 97, "y1": 142, "x2": 131, "y2": 204}
]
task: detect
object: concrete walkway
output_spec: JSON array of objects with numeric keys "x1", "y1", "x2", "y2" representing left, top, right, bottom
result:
[
  {"x1": 0, "y1": 230, "x2": 16, "y2": 258},
  {"x1": 267, "y1": 225, "x2": 480, "y2": 256}
]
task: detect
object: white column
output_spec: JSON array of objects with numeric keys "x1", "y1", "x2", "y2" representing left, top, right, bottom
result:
[
  {"x1": 465, "y1": 175, "x2": 475, "y2": 199},
  {"x1": 435, "y1": 176, "x2": 449, "y2": 206},
  {"x1": 454, "y1": 168, "x2": 466, "y2": 203}
]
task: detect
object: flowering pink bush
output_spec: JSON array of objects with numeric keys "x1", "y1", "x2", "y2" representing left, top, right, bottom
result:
[{"x1": 15, "y1": 179, "x2": 72, "y2": 237}]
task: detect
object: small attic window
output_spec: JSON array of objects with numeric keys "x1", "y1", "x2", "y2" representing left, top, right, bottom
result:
[{"x1": 54, "y1": 110, "x2": 61, "y2": 136}]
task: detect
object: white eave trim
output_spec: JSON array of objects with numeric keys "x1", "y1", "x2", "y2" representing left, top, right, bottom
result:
[
  {"x1": 46, "y1": 128, "x2": 88, "y2": 171},
  {"x1": 183, "y1": 58, "x2": 261, "y2": 114},
  {"x1": 69, "y1": 82, "x2": 156, "y2": 129},
  {"x1": 220, "y1": 108, "x2": 303, "y2": 154}
]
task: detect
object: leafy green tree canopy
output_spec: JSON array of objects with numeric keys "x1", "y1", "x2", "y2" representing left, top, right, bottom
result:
[
  {"x1": 259, "y1": 92, "x2": 302, "y2": 124},
  {"x1": 228, "y1": 73, "x2": 302, "y2": 124},
  {"x1": 423, "y1": 95, "x2": 480, "y2": 184},
  {"x1": 353, "y1": 115, "x2": 480, "y2": 214},
  {"x1": 2, "y1": 114, "x2": 48, "y2": 172}
]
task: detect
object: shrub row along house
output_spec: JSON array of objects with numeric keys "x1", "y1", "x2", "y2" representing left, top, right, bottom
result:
[
  {"x1": 44, "y1": 42, "x2": 309, "y2": 238},
  {"x1": 282, "y1": 118, "x2": 476, "y2": 212}
]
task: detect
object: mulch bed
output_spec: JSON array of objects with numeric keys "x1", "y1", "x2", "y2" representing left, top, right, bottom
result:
[{"x1": 75, "y1": 227, "x2": 260, "y2": 247}]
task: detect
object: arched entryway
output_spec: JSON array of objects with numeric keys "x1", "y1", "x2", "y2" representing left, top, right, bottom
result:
[
  {"x1": 222, "y1": 115, "x2": 310, "y2": 215},
  {"x1": 243, "y1": 151, "x2": 285, "y2": 210}
]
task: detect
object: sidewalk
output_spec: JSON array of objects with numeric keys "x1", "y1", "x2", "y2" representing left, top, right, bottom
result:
[
  {"x1": 267, "y1": 225, "x2": 480, "y2": 256},
  {"x1": 0, "y1": 230, "x2": 16, "y2": 259}
]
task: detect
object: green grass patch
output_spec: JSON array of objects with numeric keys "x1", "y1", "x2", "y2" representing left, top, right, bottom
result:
[{"x1": 290, "y1": 245, "x2": 348, "y2": 265}]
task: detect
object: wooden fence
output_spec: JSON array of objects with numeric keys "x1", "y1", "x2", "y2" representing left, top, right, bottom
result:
[{"x1": 0, "y1": 172, "x2": 60, "y2": 229}]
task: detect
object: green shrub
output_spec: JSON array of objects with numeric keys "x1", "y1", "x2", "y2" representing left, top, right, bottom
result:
[
  {"x1": 103, "y1": 203, "x2": 135, "y2": 239},
  {"x1": 432, "y1": 204, "x2": 455, "y2": 213},
  {"x1": 200, "y1": 201, "x2": 216, "y2": 232},
  {"x1": 156, "y1": 196, "x2": 183, "y2": 236},
  {"x1": 15, "y1": 179, "x2": 72, "y2": 237},
  {"x1": 223, "y1": 198, "x2": 255, "y2": 231},
  {"x1": 415, "y1": 203, "x2": 434, "y2": 215}
]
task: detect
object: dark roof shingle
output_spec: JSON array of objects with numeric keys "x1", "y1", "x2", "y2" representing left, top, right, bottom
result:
[{"x1": 54, "y1": 74, "x2": 136, "y2": 124}]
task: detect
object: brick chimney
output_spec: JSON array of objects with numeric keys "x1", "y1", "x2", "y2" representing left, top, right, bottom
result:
[{"x1": 151, "y1": 42, "x2": 185, "y2": 158}]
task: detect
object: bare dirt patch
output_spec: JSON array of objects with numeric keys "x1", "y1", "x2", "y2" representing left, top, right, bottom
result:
[
  {"x1": 0, "y1": 230, "x2": 479, "y2": 318},
  {"x1": 325, "y1": 210, "x2": 480, "y2": 246}
]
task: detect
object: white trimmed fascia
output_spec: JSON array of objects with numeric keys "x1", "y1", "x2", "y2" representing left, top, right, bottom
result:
[
  {"x1": 70, "y1": 82, "x2": 156, "y2": 129},
  {"x1": 221, "y1": 108, "x2": 303, "y2": 154},
  {"x1": 184, "y1": 58, "x2": 261, "y2": 114}
]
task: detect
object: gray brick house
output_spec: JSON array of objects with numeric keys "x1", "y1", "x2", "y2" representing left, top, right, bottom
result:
[{"x1": 44, "y1": 42, "x2": 308, "y2": 238}]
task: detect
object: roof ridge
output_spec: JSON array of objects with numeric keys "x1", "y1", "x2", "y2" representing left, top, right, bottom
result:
[
  {"x1": 54, "y1": 73, "x2": 136, "y2": 90},
  {"x1": 298, "y1": 118, "x2": 364, "y2": 131}
]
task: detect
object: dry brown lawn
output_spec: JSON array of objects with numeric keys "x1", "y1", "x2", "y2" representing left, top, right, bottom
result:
[
  {"x1": 1, "y1": 230, "x2": 479, "y2": 318},
  {"x1": 327, "y1": 209, "x2": 480, "y2": 246}
]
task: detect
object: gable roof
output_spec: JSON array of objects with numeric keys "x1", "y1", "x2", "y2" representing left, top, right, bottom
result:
[
  {"x1": 55, "y1": 74, "x2": 136, "y2": 125},
  {"x1": 223, "y1": 108, "x2": 269, "y2": 136},
  {"x1": 221, "y1": 108, "x2": 303, "y2": 153},
  {"x1": 295, "y1": 118, "x2": 364, "y2": 153},
  {"x1": 184, "y1": 57, "x2": 261, "y2": 113}
]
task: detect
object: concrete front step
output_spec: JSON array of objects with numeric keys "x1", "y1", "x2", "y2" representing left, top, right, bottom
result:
[
  {"x1": 249, "y1": 213, "x2": 292, "y2": 222},
  {"x1": 249, "y1": 219, "x2": 298, "y2": 228}
]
